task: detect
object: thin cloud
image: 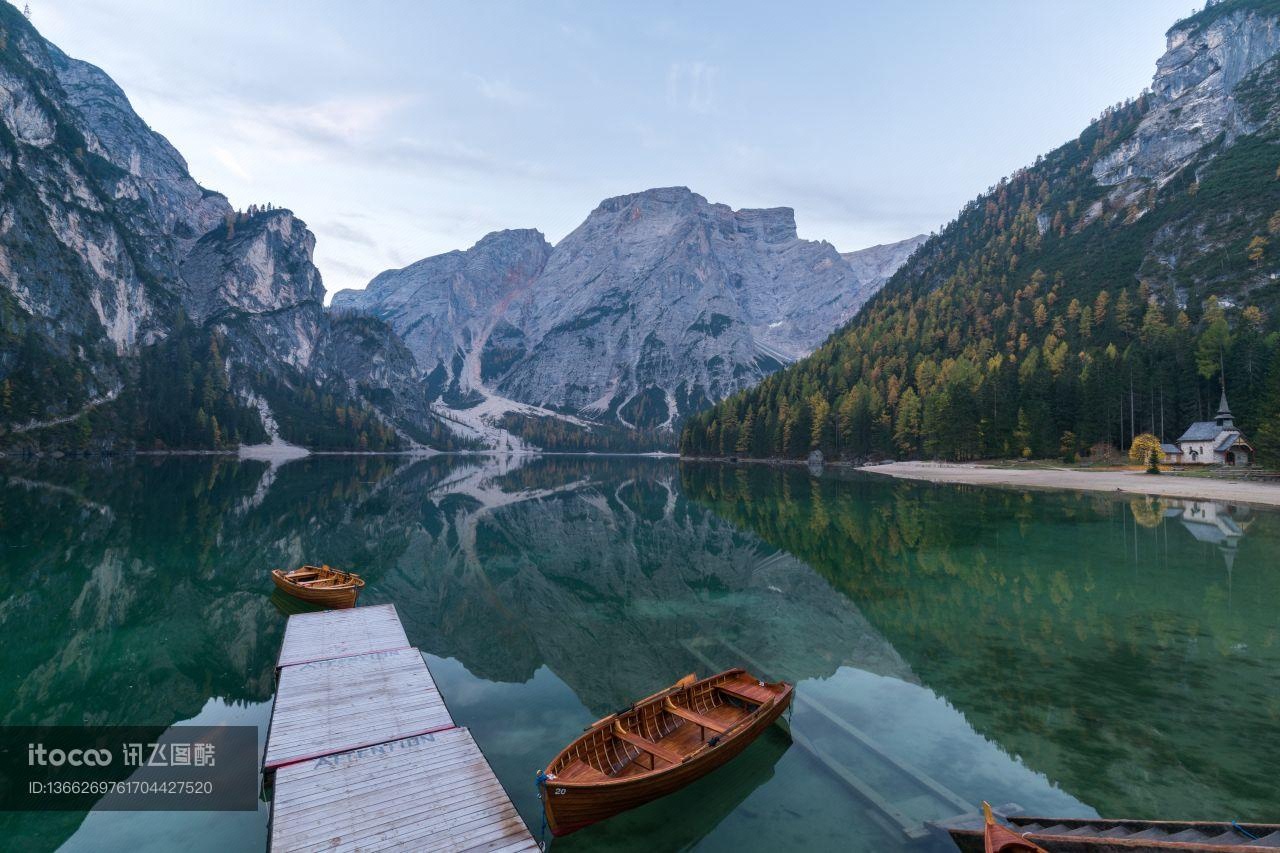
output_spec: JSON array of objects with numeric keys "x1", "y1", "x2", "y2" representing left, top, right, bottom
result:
[
  {"x1": 470, "y1": 74, "x2": 535, "y2": 107},
  {"x1": 182, "y1": 91, "x2": 556, "y2": 184},
  {"x1": 666, "y1": 61, "x2": 718, "y2": 114},
  {"x1": 318, "y1": 220, "x2": 378, "y2": 248},
  {"x1": 373, "y1": 136, "x2": 552, "y2": 181},
  {"x1": 318, "y1": 256, "x2": 377, "y2": 285},
  {"x1": 211, "y1": 146, "x2": 252, "y2": 181}
]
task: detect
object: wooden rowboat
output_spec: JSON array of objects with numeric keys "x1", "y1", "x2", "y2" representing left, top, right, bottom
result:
[
  {"x1": 539, "y1": 668, "x2": 793, "y2": 836},
  {"x1": 980, "y1": 802, "x2": 1048, "y2": 852},
  {"x1": 270, "y1": 564, "x2": 364, "y2": 609},
  {"x1": 946, "y1": 811, "x2": 1280, "y2": 852}
]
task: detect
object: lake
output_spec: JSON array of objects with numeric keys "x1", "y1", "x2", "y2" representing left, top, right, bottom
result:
[{"x1": 1, "y1": 455, "x2": 1276, "y2": 852}]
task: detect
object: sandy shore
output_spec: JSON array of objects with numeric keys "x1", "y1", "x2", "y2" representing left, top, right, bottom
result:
[
  {"x1": 237, "y1": 439, "x2": 310, "y2": 463},
  {"x1": 862, "y1": 461, "x2": 1280, "y2": 508}
]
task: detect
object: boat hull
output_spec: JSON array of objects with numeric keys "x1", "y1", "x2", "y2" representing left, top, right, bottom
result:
[
  {"x1": 270, "y1": 568, "x2": 361, "y2": 608},
  {"x1": 543, "y1": 682, "x2": 792, "y2": 836},
  {"x1": 948, "y1": 818, "x2": 1280, "y2": 852}
]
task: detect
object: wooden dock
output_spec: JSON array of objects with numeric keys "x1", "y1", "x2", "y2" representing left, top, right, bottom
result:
[
  {"x1": 276, "y1": 603, "x2": 410, "y2": 668},
  {"x1": 266, "y1": 604, "x2": 538, "y2": 852}
]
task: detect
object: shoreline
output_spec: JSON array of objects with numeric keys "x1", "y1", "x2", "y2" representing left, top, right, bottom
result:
[
  {"x1": 7, "y1": 445, "x2": 1278, "y2": 508},
  {"x1": 0, "y1": 447, "x2": 682, "y2": 462},
  {"x1": 859, "y1": 461, "x2": 1280, "y2": 509}
]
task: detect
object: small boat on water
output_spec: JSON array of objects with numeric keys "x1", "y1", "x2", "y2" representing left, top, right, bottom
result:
[
  {"x1": 978, "y1": 802, "x2": 1048, "y2": 852},
  {"x1": 270, "y1": 564, "x2": 364, "y2": 609},
  {"x1": 539, "y1": 668, "x2": 793, "y2": 837},
  {"x1": 946, "y1": 809, "x2": 1280, "y2": 852}
]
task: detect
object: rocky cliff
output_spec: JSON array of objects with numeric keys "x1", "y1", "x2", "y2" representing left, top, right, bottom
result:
[
  {"x1": 0, "y1": 7, "x2": 219, "y2": 405},
  {"x1": 181, "y1": 210, "x2": 325, "y2": 368},
  {"x1": 0, "y1": 6, "x2": 454, "y2": 451},
  {"x1": 840, "y1": 236, "x2": 928, "y2": 289},
  {"x1": 1095, "y1": 3, "x2": 1280, "y2": 187},
  {"x1": 336, "y1": 188, "x2": 923, "y2": 435},
  {"x1": 491, "y1": 188, "x2": 916, "y2": 428},
  {"x1": 331, "y1": 228, "x2": 552, "y2": 405}
]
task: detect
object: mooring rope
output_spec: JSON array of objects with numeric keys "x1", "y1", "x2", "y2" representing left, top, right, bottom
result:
[{"x1": 534, "y1": 770, "x2": 553, "y2": 850}]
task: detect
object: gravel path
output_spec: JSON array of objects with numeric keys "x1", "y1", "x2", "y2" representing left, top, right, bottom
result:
[{"x1": 862, "y1": 461, "x2": 1280, "y2": 508}]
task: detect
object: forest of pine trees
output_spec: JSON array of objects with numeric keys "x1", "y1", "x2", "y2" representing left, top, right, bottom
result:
[
  {"x1": 682, "y1": 72, "x2": 1280, "y2": 467},
  {"x1": 0, "y1": 315, "x2": 415, "y2": 453},
  {"x1": 497, "y1": 412, "x2": 672, "y2": 452}
]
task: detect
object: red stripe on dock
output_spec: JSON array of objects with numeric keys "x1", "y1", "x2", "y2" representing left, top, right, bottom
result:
[
  {"x1": 264, "y1": 723, "x2": 460, "y2": 771},
  {"x1": 273, "y1": 643, "x2": 413, "y2": 670}
]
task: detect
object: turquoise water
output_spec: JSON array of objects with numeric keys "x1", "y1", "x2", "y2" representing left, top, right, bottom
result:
[{"x1": 1, "y1": 455, "x2": 1276, "y2": 851}]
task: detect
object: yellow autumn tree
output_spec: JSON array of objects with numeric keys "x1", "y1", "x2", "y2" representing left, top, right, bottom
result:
[
  {"x1": 1128, "y1": 432, "x2": 1162, "y2": 465},
  {"x1": 1246, "y1": 235, "x2": 1268, "y2": 265}
]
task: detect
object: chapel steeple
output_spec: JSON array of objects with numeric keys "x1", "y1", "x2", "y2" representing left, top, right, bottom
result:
[{"x1": 1214, "y1": 385, "x2": 1234, "y2": 429}]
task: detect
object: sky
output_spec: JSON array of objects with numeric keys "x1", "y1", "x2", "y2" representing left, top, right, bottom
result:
[{"x1": 32, "y1": 0, "x2": 1194, "y2": 299}]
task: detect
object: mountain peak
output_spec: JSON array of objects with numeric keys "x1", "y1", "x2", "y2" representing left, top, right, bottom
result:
[
  {"x1": 590, "y1": 187, "x2": 797, "y2": 234},
  {"x1": 336, "y1": 185, "x2": 921, "y2": 438},
  {"x1": 608, "y1": 185, "x2": 698, "y2": 203},
  {"x1": 591, "y1": 186, "x2": 704, "y2": 218},
  {"x1": 472, "y1": 227, "x2": 548, "y2": 251},
  {"x1": 734, "y1": 206, "x2": 798, "y2": 243},
  {"x1": 583, "y1": 187, "x2": 799, "y2": 243},
  {"x1": 1167, "y1": 0, "x2": 1280, "y2": 38}
]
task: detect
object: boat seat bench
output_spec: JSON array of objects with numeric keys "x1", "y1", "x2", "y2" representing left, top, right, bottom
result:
[
  {"x1": 613, "y1": 724, "x2": 683, "y2": 766},
  {"x1": 663, "y1": 700, "x2": 728, "y2": 733},
  {"x1": 715, "y1": 681, "x2": 771, "y2": 705}
]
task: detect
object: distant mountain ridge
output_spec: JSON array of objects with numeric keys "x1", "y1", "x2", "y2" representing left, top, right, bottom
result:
[
  {"x1": 682, "y1": 0, "x2": 1280, "y2": 463},
  {"x1": 334, "y1": 187, "x2": 924, "y2": 436},
  {"x1": 0, "y1": 3, "x2": 921, "y2": 453}
]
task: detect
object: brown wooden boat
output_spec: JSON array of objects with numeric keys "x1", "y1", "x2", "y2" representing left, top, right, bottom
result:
[
  {"x1": 980, "y1": 802, "x2": 1048, "y2": 852},
  {"x1": 947, "y1": 812, "x2": 1280, "y2": 852},
  {"x1": 270, "y1": 564, "x2": 364, "y2": 609},
  {"x1": 539, "y1": 668, "x2": 793, "y2": 837}
]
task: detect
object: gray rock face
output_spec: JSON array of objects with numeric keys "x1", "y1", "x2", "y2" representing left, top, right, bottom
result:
[
  {"x1": 0, "y1": 10, "x2": 222, "y2": 372},
  {"x1": 494, "y1": 188, "x2": 870, "y2": 427},
  {"x1": 321, "y1": 314, "x2": 441, "y2": 438},
  {"x1": 45, "y1": 43, "x2": 229, "y2": 251},
  {"x1": 340, "y1": 187, "x2": 922, "y2": 431},
  {"x1": 332, "y1": 229, "x2": 551, "y2": 400},
  {"x1": 182, "y1": 210, "x2": 325, "y2": 370},
  {"x1": 0, "y1": 6, "x2": 439, "y2": 447},
  {"x1": 174, "y1": 209, "x2": 442, "y2": 445},
  {"x1": 1094, "y1": 7, "x2": 1280, "y2": 186},
  {"x1": 841, "y1": 236, "x2": 928, "y2": 288}
]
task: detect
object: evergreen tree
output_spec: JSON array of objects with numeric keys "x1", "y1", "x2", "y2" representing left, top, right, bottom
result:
[{"x1": 893, "y1": 387, "x2": 921, "y2": 457}]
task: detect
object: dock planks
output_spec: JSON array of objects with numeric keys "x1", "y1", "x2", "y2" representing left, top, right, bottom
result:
[
  {"x1": 276, "y1": 602, "x2": 409, "y2": 669},
  {"x1": 267, "y1": 604, "x2": 537, "y2": 852},
  {"x1": 264, "y1": 647, "x2": 454, "y2": 771},
  {"x1": 272, "y1": 728, "x2": 537, "y2": 853}
]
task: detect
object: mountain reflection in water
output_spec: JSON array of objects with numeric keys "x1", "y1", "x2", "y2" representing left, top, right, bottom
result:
[{"x1": 0, "y1": 455, "x2": 1275, "y2": 852}]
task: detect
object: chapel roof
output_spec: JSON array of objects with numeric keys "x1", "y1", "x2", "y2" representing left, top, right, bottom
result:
[{"x1": 1177, "y1": 421, "x2": 1225, "y2": 442}]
